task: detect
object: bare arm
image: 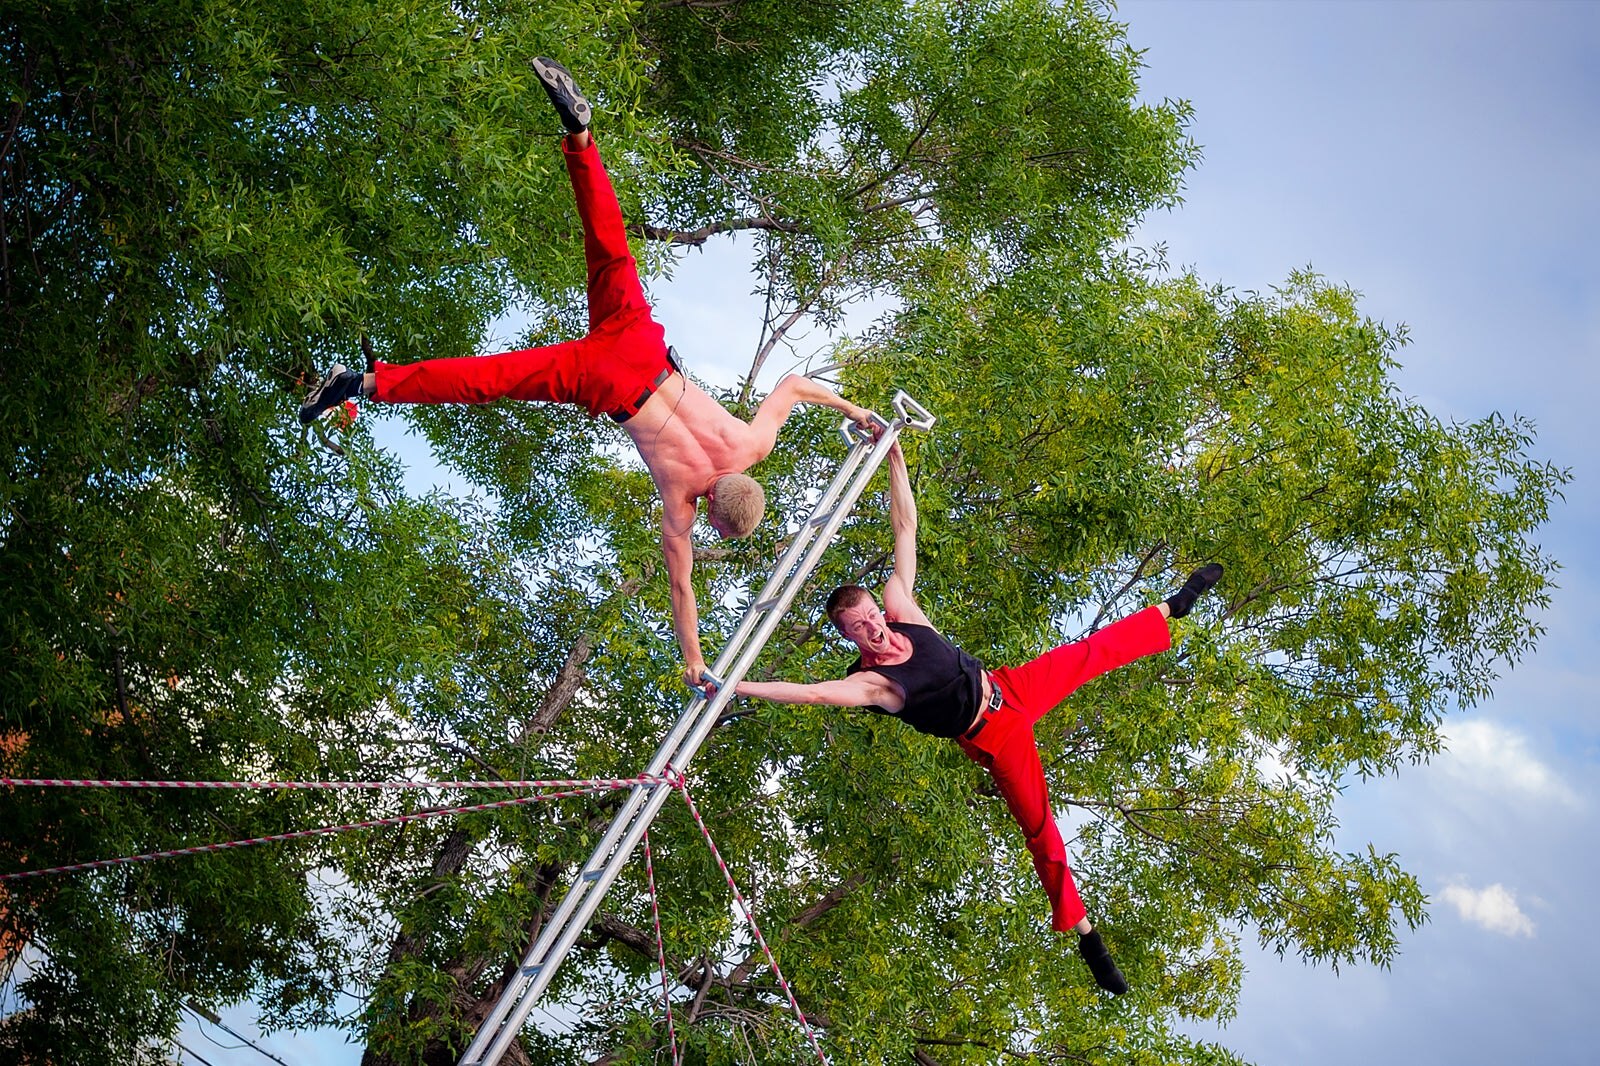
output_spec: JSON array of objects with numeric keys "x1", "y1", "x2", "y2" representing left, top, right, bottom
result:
[
  {"x1": 881, "y1": 441, "x2": 931, "y2": 627},
  {"x1": 736, "y1": 671, "x2": 905, "y2": 713},
  {"x1": 744, "y1": 375, "x2": 876, "y2": 462},
  {"x1": 660, "y1": 506, "x2": 707, "y2": 686}
]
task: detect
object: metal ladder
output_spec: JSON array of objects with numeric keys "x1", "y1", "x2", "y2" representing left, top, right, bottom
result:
[{"x1": 459, "y1": 390, "x2": 936, "y2": 1066}]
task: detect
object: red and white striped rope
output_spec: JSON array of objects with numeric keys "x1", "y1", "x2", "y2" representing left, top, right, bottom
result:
[
  {"x1": 1, "y1": 776, "x2": 676, "y2": 882},
  {"x1": 8, "y1": 768, "x2": 828, "y2": 1063},
  {"x1": 669, "y1": 769, "x2": 830, "y2": 1066},
  {"x1": 642, "y1": 828, "x2": 683, "y2": 1066},
  {"x1": 1, "y1": 774, "x2": 674, "y2": 792}
]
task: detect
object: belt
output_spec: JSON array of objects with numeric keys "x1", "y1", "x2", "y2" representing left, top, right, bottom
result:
[
  {"x1": 607, "y1": 347, "x2": 682, "y2": 423},
  {"x1": 962, "y1": 674, "x2": 1005, "y2": 740}
]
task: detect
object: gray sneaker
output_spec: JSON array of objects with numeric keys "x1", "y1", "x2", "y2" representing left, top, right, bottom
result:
[
  {"x1": 299, "y1": 364, "x2": 363, "y2": 424},
  {"x1": 530, "y1": 57, "x2": 592, "y2": 134}
]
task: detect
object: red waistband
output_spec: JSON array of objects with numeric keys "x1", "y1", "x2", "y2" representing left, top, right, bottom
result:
[{"x1": 607, "y1": 346, "x2": 682, "y2": 422}]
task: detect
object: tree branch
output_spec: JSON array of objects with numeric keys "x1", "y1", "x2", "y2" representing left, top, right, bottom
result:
[
  {"x1": 633, "y1": 217, "x2": 802, "y2": 248},
  {"x1": 743, "y1": 250, "x2": 850, "y2": 396},
  {"x1": 724, "y1": 870, "x2": 867, "y2": 986},
  {"x1": 1089, "y1": 540, "x2": 1168, "y2": 631}
]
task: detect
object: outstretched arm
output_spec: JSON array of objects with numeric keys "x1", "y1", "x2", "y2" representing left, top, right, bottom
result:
[
  {"x1": 744, "y1": 375, "x2": 877, "y2": 463},
  {"x1": 660, "y1": 504, "x2": 708, "y2": 687},
  {"x1": 881, "y1": 441, "x2": 931, "y2": 627},
  {"x1": 737, "y1": 671, "x2": 905, "y2": 713}
]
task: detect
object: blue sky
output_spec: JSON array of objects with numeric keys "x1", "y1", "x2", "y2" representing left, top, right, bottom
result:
[
  {"x1": 1114, "y1": 2, "x2": 1600, "y2": 1062},
  {"x1": 178, "y1": 2, "x2": 1600, "y2": 1062}
]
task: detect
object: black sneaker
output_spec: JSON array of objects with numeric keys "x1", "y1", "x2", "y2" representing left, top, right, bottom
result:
[
  {"x1": 530, "y1": 57, "x2": 592, "y2": 134},
  {"x1": 1077, "y1": 929, "x2": 1129, "y2": 995},
  {"x1": 299, "y1": 364, "x2": 363, "y2": 425}
]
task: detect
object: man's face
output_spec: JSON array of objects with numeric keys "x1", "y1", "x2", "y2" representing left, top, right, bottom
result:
[{"x1": 834, "y1": 598, "x2": 891, "y2": 655}]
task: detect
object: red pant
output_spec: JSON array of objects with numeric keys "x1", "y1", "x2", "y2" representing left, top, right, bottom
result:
[
  {"x1": 373, "y1": 139, "x2": 671, "y2": 418},
  {"x1": 956, "y1": 606, "x2": 1171, "y2": 931}
]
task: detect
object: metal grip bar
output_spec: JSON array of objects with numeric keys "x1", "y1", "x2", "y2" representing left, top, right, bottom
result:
[
  {"x1": 460, "y1": 391, "x2": 934, "y2": 1066},
  {"x1": 892, "y1": 390, "x2": 936, "y2": 431},
  {"x1": 837, "y1": 408, "x2": 890, "y2": 450}
]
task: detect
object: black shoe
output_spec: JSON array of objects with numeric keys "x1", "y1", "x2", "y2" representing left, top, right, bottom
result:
[
  {"x1": 530, "y1": 57, "x2": 592, "y2": 134},
  {"x1": 1077, "y1": 929, "x2": 1128, "y2": 995},
  {"x1": 299, "y1": 364, "x2": 363, "y2": 425},
  {"x1": 1165, "y1": 562, "x2": 1224, "y2": 619}
]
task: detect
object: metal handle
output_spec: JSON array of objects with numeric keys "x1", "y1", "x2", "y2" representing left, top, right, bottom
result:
[
  {"x1": 837, "y1": 409, "x2": 891, "y2": 449},
  {"x1": 892, "y1": 390, "x2": 936, "y2": 431},
  {"x1": 693, "y1": 669, "x2": 725, "y2": 697}
]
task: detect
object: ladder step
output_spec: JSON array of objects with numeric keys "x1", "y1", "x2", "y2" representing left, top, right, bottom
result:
[
  {"x1": 580, "y1": 868, "x2": 605, "y2": 883},
  {"x1": 753, "y1": 597, "x2": 781, "y2": 612},
  {"x1": 808, "y1": 507, "x2": 837, "y2": 527}
]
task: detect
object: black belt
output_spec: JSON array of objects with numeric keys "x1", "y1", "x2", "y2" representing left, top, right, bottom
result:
[
  {"x1": 963, "y1": 675, "x2": 1005, "y2": 740},
  {"x1": 607, "y1": 347, "x2": 681, "y2": 423}
]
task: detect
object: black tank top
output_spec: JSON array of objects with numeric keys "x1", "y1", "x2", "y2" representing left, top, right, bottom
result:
[{"x1": 847, "y1": 622, "x2": 986, "y2": 739}]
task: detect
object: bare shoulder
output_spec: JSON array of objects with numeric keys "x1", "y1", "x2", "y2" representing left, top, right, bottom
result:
[{"x1": 674, "y1": 379, "x2": 770, "y2": 468}]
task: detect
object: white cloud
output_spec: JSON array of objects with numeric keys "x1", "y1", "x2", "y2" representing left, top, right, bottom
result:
[
  {"x1": 1438, "y1": 720, "x2": 1582, "y2": 808},
  {"x1": 1438, "y1": 882, "x2": 1536, "y2": 938}
]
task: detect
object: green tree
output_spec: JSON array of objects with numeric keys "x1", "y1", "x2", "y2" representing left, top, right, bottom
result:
[{"x1": 0, "y1": 2, "x2": 1564, "y2": 1066}]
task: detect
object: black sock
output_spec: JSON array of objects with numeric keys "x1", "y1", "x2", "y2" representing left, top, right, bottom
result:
[
  {"x1": 338, "y1": 370, "x2": 366, "y2": 402},
  {"x1": 1077, "y1": 928, "x2": 1129, "y2": 995},
  {"x1": 1165, "y1": 563, "x2": 1223, "y2": 619}
]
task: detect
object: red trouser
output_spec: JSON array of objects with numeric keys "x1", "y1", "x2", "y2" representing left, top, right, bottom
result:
[
  {"x1": 956, "y1": 606, "x2": 1171, "y2": 931},
  {"x1": 372, "y1": 138, "x2": 671, "y2": 419}
]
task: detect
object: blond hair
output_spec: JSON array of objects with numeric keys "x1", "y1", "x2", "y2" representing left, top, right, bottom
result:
[{"x1": 708, "y1": 473, "x2": 766, "y2": 538}]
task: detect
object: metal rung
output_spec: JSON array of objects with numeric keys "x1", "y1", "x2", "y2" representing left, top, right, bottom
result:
[
  {"x1": 808, "y1": 507, "x2": 838, "y2": 527},
  {"x1": 579, "y1": 869, "x2": 606, "y2": 882},
  {"x1": 753, "y1": 597, "x2": 781, "y2": 612}
]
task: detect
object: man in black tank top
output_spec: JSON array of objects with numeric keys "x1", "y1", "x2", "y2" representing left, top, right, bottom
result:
[{"x1": 738, "y1": 440, "x2": 1223, "y2": 995}]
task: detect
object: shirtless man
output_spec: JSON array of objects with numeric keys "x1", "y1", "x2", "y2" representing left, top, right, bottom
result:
[
  {"x1": 300, "y1": 59, "x2": 874, "y2": 688},
  {"x1": 735, "y1": 440, "x2": 1223, "y2": 993}
]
